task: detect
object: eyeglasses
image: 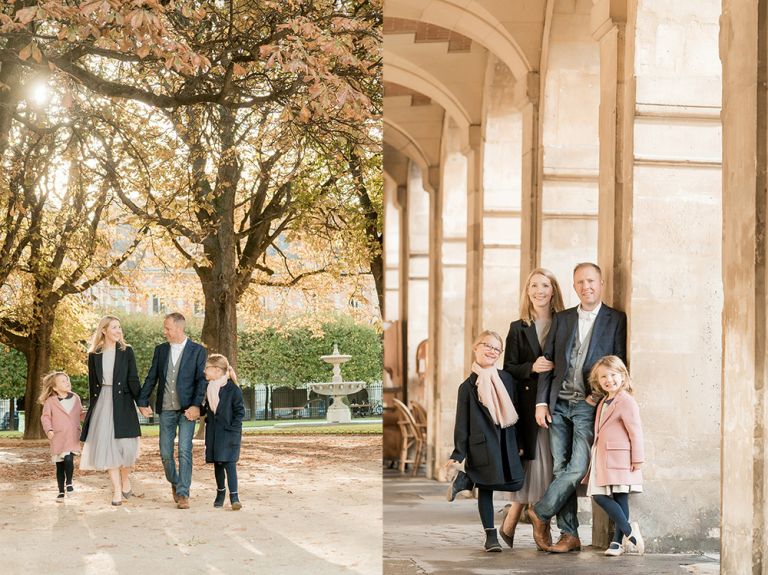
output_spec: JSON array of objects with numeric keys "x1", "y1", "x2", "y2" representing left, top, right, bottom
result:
[{"x1": 480, "y1": 342, "x2": 502, "y2": 355}]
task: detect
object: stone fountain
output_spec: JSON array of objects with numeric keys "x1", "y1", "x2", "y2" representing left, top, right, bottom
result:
[{"x1": 308, "y1": 344, "x2": 366, "y2": 423}]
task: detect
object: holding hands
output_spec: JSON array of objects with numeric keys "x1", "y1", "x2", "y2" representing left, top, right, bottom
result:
[
  {"x1": 138, "y1": 406, "x2": 153, "y2": 418},
  {"x1": 531, "y1": 356, "x2": 554, "y2": 374}
]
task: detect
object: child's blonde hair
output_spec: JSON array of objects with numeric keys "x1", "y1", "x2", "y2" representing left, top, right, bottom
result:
[
  {"x1": 206, "y1": 353, "x2": 238, "y2": 385},
  {"x1": 588, "y1": 355, "x2": 633, "y2": 397},
  {"x1": 472, "y1": 330, "x2": 504, "y2": 352},
  {"x1": 37, "y1": 371, "x2": 70, "y2": 405}
]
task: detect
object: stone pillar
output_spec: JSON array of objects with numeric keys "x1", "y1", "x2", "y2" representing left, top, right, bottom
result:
[
  {"x1": 406, "y1": 162, "x2": 430, "y2": 408},
  {"x1": 383, "y1": 177, "x2": 402, "y2": 322},
  {"x1": 721, "y1": 1, "x2": 767, "y2": 572},
  {"x1": 482, "y1": 56, "x2": 523, "y2": 339},
  {"x1": 592, "y1": 0, "x2": 722, "y2": 553},
  {"x1": 591, "y1": 0, "x2": 632, "y2": 311},
  {"x1": 428, "y1": 119, "x2": 468, "y2": 479},
  {"x1": 540, "y1": 0, "x2": 600, "y2": 307},
  {"x1": 591, "y1": 0, "x2": 633, "y2": 549},
  {"x1": 464, "y1": 124, "x2": 484, "y2": 366},
  {"x1": 519, "y1": 73, "x2": 541, "y2": 288}
]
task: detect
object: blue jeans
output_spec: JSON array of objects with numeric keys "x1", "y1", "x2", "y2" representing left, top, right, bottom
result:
[
  {"x1": 159, "y1": 410, "x2": 195, "y2": 498},
  {"x1": 533, "y1": 398, "x2": 595, "y2": 536}
]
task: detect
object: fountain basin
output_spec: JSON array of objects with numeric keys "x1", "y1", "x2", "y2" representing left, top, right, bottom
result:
[{"x1": 308, "y1": 381, "x2": 366, "y2": 423}]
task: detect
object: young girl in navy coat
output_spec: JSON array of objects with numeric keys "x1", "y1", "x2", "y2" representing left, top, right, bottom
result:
[
  {"x1": 203, "y1": 354, "x2": 245, "y2": 510},
  {"x1": 447, "y1": 330, "x2": 525, "y2": 552}
]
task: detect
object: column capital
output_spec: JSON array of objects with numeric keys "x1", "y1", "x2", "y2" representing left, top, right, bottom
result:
[
  {"x1": 513, "y1": 71, "x2": 540, "y2": 109},
  {"x1": 591, "y1": 0, "x2": 627, "y2": 41},
  {"x1": 467, "y1": 124, "x2": 483, "y2": 151},
  {"x1": 425, "y1": 165, "x2": 440, "y2": 194}
]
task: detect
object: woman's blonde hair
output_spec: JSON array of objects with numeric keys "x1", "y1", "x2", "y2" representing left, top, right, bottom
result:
[
  {"x1": 206, "y1": 353, "x2": 238, "y2": 385},
  {"x1": 37, "y1": 371, "x2": 70, "y2": 404},
  {"x1": 588, "y1": 355, "x2": 633, "y2": 397},
  {"x1": 472, "y1": 330, "x2": 504, "y2": 352},
  {"x1": 519, "y1": 267, "x2": 565, "y2": 324},
  {"x1": 88, "y1": 315, "x2": 127, "y2": 353}
]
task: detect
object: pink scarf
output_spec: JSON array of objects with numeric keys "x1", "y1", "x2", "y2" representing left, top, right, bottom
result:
[
  {"x1": 472, "y1": 362, "x2": 518, "y2": 428},
  {"x1": 206, "y1": 375, "x2": 228, "y2": 414}
]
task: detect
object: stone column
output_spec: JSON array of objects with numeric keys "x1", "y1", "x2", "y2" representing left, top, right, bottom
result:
[
  {"x1": 406, "y1": 162, "x2": 430, "y2": 407},
  {"x1": 428, "y1": 119, "x2": 468, "y2": 479},
  {"x1": 519, "y1": 73, "x2": 541, "y2": 288},
  {"x1": 591, "y1": 0, "x2": 632, "y2": 312},
  {"x1": 721, "y1": 1, "x2": 767, "y2": 572},
  {"x1": 383, "y1": 177, "x2": 402, "y2": 322},
  {"x1": 482, "y1": 56, "x2": 523, "y2": 339},
  {"x1": 591, "y1": 0, "x2": 722, "y2": 553},
  {"x1": 464, "y1": 124, "x2": 484, "y2": 366},
  {"x1": 539, "y1": 0, "x2": 600, "y2": 307}
]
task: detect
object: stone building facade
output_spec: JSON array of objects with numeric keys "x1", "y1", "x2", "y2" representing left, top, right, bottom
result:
[{"x1": 383, "y1": 0, "x2": 764, "y2": 571}]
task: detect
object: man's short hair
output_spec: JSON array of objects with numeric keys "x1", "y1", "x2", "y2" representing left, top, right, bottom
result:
[
  {"x1": 573, "y1": 262, "x2": 602, "y2": 277},
  {"x1": 165, "y1": 312, "x2": 186, "y2": 326}
]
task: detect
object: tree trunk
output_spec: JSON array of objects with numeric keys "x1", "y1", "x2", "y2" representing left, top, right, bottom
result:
[
  {"x1": 22, "y1": 313, "x2": 54, "y2": 440},
  {"x1": 370, "y1": 249, "x2": 384, "y2": 316}
]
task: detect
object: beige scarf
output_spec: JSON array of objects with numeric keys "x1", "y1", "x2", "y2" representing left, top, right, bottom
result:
[
  {"x1": 472, "y1": 362, "x2": 518, "y2": 428},
  {"x1": 206, "y1": 375, "x2": 228, "y2": 414}
]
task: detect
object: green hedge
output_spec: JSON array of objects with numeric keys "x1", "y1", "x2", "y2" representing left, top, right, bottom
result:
[
  {"x1": 238, "y1": 316, "x2": 382, "y2": 387},
  {"x1": 0, "y1": 315, "x2": 382, "y2": 399}
]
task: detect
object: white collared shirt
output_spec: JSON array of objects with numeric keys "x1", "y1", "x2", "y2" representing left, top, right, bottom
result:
[
  {"x1": 170, "y1": 337, "x2": 188, "y2": 365},
  {"x1": 577, "y1": 302, "x2": 602, "y2": 344}
]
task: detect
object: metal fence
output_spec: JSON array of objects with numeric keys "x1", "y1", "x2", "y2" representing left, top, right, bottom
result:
[{"x1": 1, "y1": 381, "x2": 383, "y2": 430}]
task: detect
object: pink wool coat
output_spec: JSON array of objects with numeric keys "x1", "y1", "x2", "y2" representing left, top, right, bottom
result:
[
  {"x1": 40, "y1": 394, "x2": 84, "y2": 455},
  {"x1": 582, "y1": 390, "x2": 644, "y2": 487}
]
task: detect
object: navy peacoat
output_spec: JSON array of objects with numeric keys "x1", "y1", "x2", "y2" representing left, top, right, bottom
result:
[
  {"x1": 203, "y1": 380, "x2": 244, "y2": 463},
  {"x1": 503, "y1": 319, "x2": 545, "y2": 460},
  {"x1": 449, "y1": 370, "x2": 525, "y2": 487},
  {"x1": 138, "y1": 339, "x2": 208, "y2": 414},
  {"x1": 81, "y1": 346, "x2": 142, "y2": 441}
]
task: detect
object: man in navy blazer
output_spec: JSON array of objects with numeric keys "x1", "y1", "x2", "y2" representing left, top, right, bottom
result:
[
  {"x1": 138, "y1": 312, "x2": 207, "y2": 509},
  {"x1": 528, "y1": 263, "x2": 627, "y2": 553}
]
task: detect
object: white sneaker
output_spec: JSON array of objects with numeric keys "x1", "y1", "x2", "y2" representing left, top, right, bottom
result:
[
  {"x1": 628, "y1": 521, "x2": 645, "y2": 555},
  {"x1": 604, "y1": 542, "x2": 623, "y2": 556}
]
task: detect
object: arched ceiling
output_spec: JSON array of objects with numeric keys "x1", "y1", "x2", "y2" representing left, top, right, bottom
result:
[{"x1": 383, "y1": 1, "x2": 548, "y2": 177}]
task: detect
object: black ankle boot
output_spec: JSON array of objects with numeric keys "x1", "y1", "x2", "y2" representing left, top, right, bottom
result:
[
  {"x1": 484, "y1": 528, "x2": 502, "y2": 552},
  {"x1": 214, "y1": 488, "x2": 226, "y2": 508},
  {"x1": 230, "y1": 492, "x2": 242, "y2": 511}
]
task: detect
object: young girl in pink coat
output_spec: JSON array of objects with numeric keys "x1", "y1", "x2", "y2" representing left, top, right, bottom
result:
[
  {"x1": 39, "y1": 372, "x2": 85, "y2": 501},
  {"x1": 582, "y1": 355, "x2": 645, "y2": 556}
]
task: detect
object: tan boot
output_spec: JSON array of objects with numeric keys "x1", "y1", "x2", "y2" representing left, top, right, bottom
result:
[
  {"x1": 548, "y1": 532, "x2": 581, "y2": 553},
  {"x1": 527, "y1": 507, "x2": 552, "y2": 551}
]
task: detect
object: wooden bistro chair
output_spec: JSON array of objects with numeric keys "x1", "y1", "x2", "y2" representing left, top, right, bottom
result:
[
  {"x1": 392, "y1": 398, "x2": 425, "y2": 476},
  {"x1": 409, "y1": 400, "x2": 428, "y2": 445}
]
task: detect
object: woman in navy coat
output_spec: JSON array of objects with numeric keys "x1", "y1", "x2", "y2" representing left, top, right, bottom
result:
[
  {"x1": 500, "y1": 268, "x2": 564, "y2": 547},
  {"x1": 202, "y1": 354, "x2": 245, "y2": 510},
  {"x1": 448, "y1": 330, "x2": 525, "y2": 552}
]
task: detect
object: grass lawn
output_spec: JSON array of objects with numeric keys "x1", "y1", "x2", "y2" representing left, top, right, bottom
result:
[{"x1": 0, "y1": 417, "x2": 382, "y2": 439}]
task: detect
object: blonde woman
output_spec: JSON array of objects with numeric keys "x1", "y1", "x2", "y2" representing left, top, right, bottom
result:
[
  {"x1": 499, "y1": 268, "x2": 564, "y2": 548},
  {"x1": 80, "y1": 315, "x2": 141, "y2": 506}
]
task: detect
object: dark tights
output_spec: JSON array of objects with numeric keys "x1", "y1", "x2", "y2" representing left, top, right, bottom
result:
[
  {"x1": 214, "y1": 461, "x2": 238, "y2": 493},
  {"x1": 55, "y1": 454, "x2": 74, "y2": 493},
  {"x1": 593, "y1": 493, "x2": 633, "y2": 544},
  {"x1": 477, "y1": 488, "x2": 495, "y2": 529}
]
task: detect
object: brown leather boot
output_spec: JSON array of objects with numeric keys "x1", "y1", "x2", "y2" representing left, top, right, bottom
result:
[
  {"x1": 177, "y1": 496, "x2": 190, "y2": 509},
  {"x1": 527, "y1": 507, "x2": 552, "y2": 551},
  {"x1": 171, "y1": 484, "x2": 179, "y2": 503},
  {"x1": 548, "y1": 532, "x2": 581, "y2": 553}
]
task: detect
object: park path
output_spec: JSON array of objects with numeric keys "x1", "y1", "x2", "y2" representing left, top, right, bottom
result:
[{"x1": 0, "y1": 435, "x2": 382, "y2": 575}]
